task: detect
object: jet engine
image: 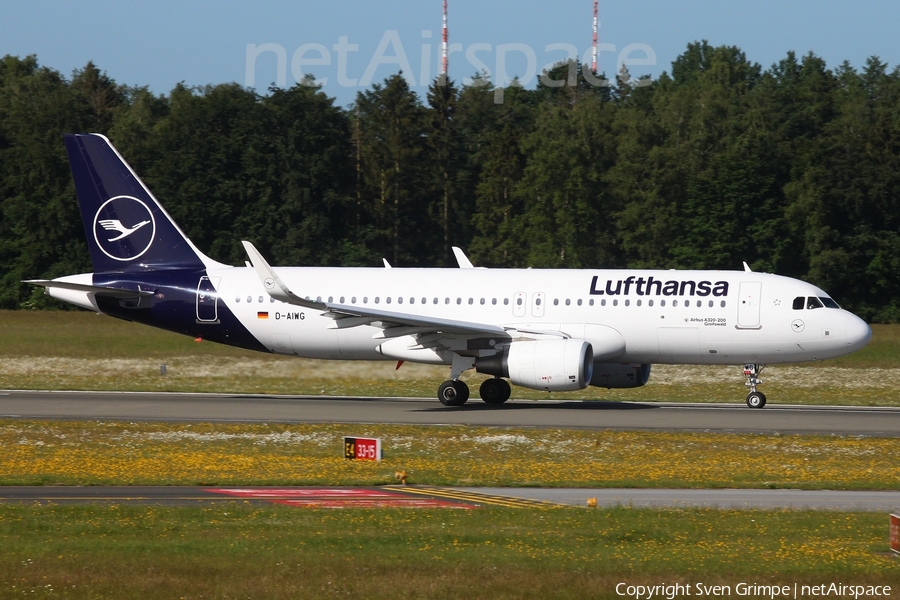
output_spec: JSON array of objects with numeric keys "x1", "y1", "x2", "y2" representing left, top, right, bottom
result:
[
  {"x1": 589, "y1": 363, "x2": 651, "y2": 389},
  {"x1": 476, "y1": 339, "x2": 593, "y2": 391}
]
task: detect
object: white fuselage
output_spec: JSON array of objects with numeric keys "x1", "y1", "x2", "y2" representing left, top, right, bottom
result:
[{"x1": 209, "y1": 266, "x2": 871, "y2": 366}]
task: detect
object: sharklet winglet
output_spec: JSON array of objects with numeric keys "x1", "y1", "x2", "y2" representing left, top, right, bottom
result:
[{"x1": 241, "y1": 241, "x2": 326, "y2": 311}]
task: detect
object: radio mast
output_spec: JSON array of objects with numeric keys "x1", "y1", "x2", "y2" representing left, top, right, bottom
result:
[
  {"x1": 592, "y1": 0, "x2": 599, "y2": 73},
  {"x1": 442, "y1": 0, "x2": 449, "y2": 77}
]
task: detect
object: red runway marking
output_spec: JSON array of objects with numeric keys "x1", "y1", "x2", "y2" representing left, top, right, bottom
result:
[{"x1": 206, "y1": 488, "x2": 476, "y2": 509}]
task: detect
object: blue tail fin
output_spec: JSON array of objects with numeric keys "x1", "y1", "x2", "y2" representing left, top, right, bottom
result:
[{"x1": 64, "y1": 133, "x2": 219, "y2": 273}]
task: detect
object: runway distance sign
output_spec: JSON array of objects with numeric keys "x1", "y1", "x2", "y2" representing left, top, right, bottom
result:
[
  {"x1": 343, "y1": 436, "x2": 382, "y2": 461},
  {"x1": 891, "y1": 513, "x2": 899, "y2": 554}
]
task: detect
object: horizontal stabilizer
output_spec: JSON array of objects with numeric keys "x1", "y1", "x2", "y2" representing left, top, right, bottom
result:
[{"x1": 24, "y1": 279, "x2": 153, "y2": 299}]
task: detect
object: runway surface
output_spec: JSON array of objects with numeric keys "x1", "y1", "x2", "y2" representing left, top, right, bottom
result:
[
  {"x1": 2, "y1": 486, "x2": 897, "y2": 511},
  {"x1": 2, "y1": 390, "x2": 900, "y2": 436}
]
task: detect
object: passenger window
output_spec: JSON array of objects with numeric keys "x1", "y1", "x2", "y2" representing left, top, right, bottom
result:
[
  {"x1": 661, "y1": 300, "x2": 666, "y2": 307},
  {"x1": 720, "y1": 300, "x2": 726, "y2": 308},
  {"x1": 235, "y1": 296, "x2": 241, "y2": 303},
  {"x1": 396, "y1": 297, "x2": 401, "y2": 304},
  {"x1": 577, "y1": 299, "x2": 582, "y2": 306},
  {"x1": 504, "y1": 298, "x2": 509, "y2": 306},
  {"x1": 536, "y1": 298, "x2": 542, "y2": 306},
  {"x1": 807, "y1": 297, "x2": 824, "y2": 310},
  {"x1": 589, "y1": 299, "x2": 594, "y2": 306},
  {"x1": 708, "y1": 300, "x2": 713, "y2": 308},
  {"x1": 492, "y1": 298, "x2": 497, "y2": 305},
  {"x1": 480, "y1": 298, "x2": 485, "y2": 305},
  {"x1": 387, "y1": 297, "x2": 392, "y2": 304},
  {"x1": 636, "y1": 299, "x2": 641, "y2": 307},
  {"x1": 340, "y1": 296, "x2": 345, "y2": 303},
  {"x1": 648, "y1": 299, "x2": 654, "y2": 307},
  {"x1": 552, "y1": 299, "x2": 558, "y2": 306},
  {"x1": 565, "y1": 299, "x2": 571, "y2": 306},
  {"x1": 375, "y1": 297, "x2": 380, "y2": 304},
  {"x1": 457, "y1": 298, "x2": 462, "y2": 305},
  {"x1": 600, "y1": 299, "x2": 605, "y2": 306},
  {"x1": 625, "y1": 299, "x2": 630, "y2": 307},
  {"x1": 516, "y1": 298, "x2": 523, "y2": 306},
  {"x1": 792, "y1": 297, "x2": 805, "y2": 310},
  {"x1": 672, "y1": 300, "x2": 678, "y2": 307},
  {"x1": 613, "y1": 299, "x2": 618, "y2": 307},
  {"x1": 468, "y1": 298, "x2": 473, "y2": 305}
]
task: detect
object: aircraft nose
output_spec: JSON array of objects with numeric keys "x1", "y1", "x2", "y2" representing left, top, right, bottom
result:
[{"x1": 844, "y1": 312, "x2": 872, "y2": 352}]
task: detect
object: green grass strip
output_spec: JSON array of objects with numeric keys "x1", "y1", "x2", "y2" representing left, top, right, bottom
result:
[
  {"x1": 0, "y1": 504, "x2": 897, "y2": 599},
  {"x1": 3, "y1": 420, "x2": 899, "y2": 489}
]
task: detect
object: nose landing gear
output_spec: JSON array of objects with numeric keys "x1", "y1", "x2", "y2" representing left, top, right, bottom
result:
[{"x1": 743, "y1": 364, "x2": 767, "y2": 408}]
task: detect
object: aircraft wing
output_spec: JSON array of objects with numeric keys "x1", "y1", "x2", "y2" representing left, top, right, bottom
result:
[
  {"x1": 241, "y1": 241, "x2": 508, "y2": 337},
  {"x1": 24, "y1": 279, "x2": 154, "y2": 299}
]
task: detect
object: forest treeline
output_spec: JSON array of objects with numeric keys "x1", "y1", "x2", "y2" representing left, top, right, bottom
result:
[{"x1": 1, "y1": 42, "x2": 899, "y2": 321}]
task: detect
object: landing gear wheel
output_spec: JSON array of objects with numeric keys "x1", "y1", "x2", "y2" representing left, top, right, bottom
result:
[
  {"x1": 479, "y1": 378, "x2": 511, "y2": 404},
  {"x1": 746, "y1": 391, "x2": 767, "y2": 409},
  {"x1": 438, "y1": 380, "x2": 469, "y2": 406}
]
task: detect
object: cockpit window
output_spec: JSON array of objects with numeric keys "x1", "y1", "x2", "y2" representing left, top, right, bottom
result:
[
  {"x1": 792, "y1": 297, "x2": 805, "y2": 310},
  {"x1": 807, "y1": 297, "x2": 824, "y2": 310},
  {"x1": 820, "y1": 297, "x2": 841, "y2": 309}
]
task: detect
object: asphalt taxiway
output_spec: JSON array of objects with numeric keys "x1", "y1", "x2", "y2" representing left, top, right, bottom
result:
[
  {"x1": 1, "y1": 390, "x2": 899, "y2": 436},
  {"x1": 2, "y1": 486, "x2": 897, "y2": 511}
]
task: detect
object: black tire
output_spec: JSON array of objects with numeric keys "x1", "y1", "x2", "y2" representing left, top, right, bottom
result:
[
  {"x1": 438, "y1": 380, "x2": 469, "y2": 406},
  {"x1": 746, "y1": 391, "x2": 766, "y2": 409},
  {"x1": 480, "y1": 378, "x2": 511, "y2": 404}
]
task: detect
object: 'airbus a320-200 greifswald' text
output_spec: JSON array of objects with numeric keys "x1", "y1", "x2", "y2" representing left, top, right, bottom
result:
[{"x1": 27, "y1": 134, "x2": 872, "y2": 408}]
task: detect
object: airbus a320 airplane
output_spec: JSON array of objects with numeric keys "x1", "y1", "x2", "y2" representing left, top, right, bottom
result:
[{"x1": 27, "y1": 134, "x2": 872, "y2": 408}]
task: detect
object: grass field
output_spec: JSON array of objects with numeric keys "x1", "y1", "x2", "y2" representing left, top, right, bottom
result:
[
  {"x1": 1, "y1": 504, "x2": 897, "y2": 599},
  {"x1": 1, "y1": 310, "x2": 899, "y2": 405},
  {"x1": 4, "y1": 419, "x2": 900, "y2": 489}
]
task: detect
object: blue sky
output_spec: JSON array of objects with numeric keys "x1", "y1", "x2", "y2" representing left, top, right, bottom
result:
[{"x1": 2, "y1": 1, "x2": 898, "y2": 107}]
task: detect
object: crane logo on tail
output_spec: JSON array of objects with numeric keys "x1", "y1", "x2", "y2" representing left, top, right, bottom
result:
[{"x1": 92, "y1": 196, "x2": 156, "y2": 261}]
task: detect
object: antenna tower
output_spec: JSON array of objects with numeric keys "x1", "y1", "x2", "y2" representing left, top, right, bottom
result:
[
  {"x1": 442, "y1": 0, "x2": 449, "y2": 77},
  {"x1": 592, "y1": 0, "x2": 599, "y2": 73}
]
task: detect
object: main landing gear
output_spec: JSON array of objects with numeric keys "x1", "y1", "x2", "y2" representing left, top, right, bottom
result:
[
  {"x1": 743, "y1": 363, "x2": 767, "y2": 408},
  {"x1": 479, "y1": 378, "x2": 511, "y2": 404},
  {"x1": 438, "y1": 380, "x2": 469, "y2": 406},
  {"x1": 437, "y1": 378, "x2": 512, "y2": 407}
]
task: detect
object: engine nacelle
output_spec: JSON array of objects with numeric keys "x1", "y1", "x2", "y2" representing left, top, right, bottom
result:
[
  {"x1": 589, "y1": 363, "x2": 651, "y2": 389},
  {"x1": 476, "y1": 339, "x2": 593, "y2": 392}
]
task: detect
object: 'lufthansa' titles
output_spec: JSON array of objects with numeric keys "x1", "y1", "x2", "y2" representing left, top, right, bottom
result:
[{"x1": 590, "y1": 275, "x2": 729, "y2": 297}]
